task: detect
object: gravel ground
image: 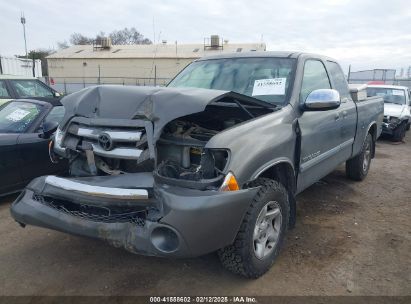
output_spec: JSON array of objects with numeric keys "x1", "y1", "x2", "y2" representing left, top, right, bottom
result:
[{"x1": 0, "y1": 133, "x2": 410, "y2": 296}]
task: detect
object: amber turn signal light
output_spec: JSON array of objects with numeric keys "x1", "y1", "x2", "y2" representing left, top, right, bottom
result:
[{"x1": 220, "y1": 172, "x2": 240, "y2": 191}]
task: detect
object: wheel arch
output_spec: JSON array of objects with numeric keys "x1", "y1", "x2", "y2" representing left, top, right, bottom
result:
[
  {"x1": 366, "y1": 122, "x2": 377, "y2": 158},
  {"x1": 249, "y1": 160, "x2": 297, "y2": 229}
]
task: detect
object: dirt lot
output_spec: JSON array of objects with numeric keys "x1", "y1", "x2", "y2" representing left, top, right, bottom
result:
[{"x1": 0, "y1": 133, "x2": 410, "y2": 296}]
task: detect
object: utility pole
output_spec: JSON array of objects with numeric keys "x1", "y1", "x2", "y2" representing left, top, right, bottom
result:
[{"x1": 20, "y1": 12, "x2": 28, "y2": 59}]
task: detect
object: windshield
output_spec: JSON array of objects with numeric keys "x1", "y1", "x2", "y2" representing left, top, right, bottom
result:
[
  {"x1": 366, "y1": 87, "x2": 406, "y2": 105},
  {"x1": 168, "y1": 57, "x2": 296, "y2": 105},
  {"x1": 9, "y1": 79, "x2": 54, "y2": 98},
  {"x1": 0, "y1": 101, "x2": 43, "y2": 133}
]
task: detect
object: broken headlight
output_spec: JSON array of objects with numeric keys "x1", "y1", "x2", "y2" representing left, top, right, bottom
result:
[
  {"x1": 54, "y1": 127, "x2": 64, "y2": 147},
  {"x1": 389, "y1": 117, "x2": 400, "y2": 125},
  {"x1": 53, "y1": 127, "x2": 67, "y2": 156}
]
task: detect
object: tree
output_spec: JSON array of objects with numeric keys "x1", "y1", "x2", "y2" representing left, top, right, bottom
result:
[
  {"x1": 57, "y1": 41, "x2": 69, "y2": 49},
  {"x1": 61, "y1": 28, "x2": 152, "y2": 46},
  {"x1": 109, "y1": 27, "x2": 152, "y2": 45},
  {"x1": 69, "y1": 33, "x2": 94, "y2": 45}
]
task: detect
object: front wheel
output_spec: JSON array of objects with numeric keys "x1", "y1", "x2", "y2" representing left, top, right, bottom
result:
[
  {"x1": 346, "y1": 133, "x2": 373, "y2": 181},
  {"x1": 218, "y1": 178, "x2": 290, "y2": 278},
  {"x1": 392, "y1": 122, "x2": 406, "y2": 142}
]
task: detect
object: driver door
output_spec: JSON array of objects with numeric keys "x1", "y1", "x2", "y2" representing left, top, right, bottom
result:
[{"x1": 297, "y1": 59, "x2": 343, "y2": 192}]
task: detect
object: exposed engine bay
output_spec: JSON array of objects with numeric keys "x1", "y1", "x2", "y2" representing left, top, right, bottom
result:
[{"x1": 54, "y1": 85, "x2": 273, "y2": 190}]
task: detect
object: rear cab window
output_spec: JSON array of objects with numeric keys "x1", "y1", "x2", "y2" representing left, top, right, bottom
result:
[{"x1": 366, "y1": 87, "x2": 407, "y2": 105}]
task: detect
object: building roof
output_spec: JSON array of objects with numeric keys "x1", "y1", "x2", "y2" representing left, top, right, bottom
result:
[{"x1": 47, "y1": 43, "x2": 266, "y2": 60}]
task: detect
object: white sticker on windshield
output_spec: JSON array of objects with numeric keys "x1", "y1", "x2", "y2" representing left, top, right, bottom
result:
[
  {"x1": 252, "y1": 78, "x2": 286, "y2": 96},
  {"x1": 5, "y1": 109, "x2": 31, "y2": 122},
  {"x1": 392, "y1": 89, "x2": 405, "y2": 96}
]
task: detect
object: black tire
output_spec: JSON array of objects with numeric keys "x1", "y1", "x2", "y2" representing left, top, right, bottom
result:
[
  {"x1": 346, "y1": 133, "x2": 373, "y2": 181},
  {"x1": 218, "y1": 178, "x2": 290, "y2": 278},
  {"x1": 392, "y1": 122, "x2": 406, "y2": 142},
  {"x1": 405, "y1": 122, "x2": 410, "y2": 131}
]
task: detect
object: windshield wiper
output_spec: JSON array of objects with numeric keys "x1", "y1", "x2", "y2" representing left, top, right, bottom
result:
[
  {"x1": 228, "y1": 91, "x2": 278, "y2": 110},
  {"x1": 233, "y1": 99, "x2": 255, "y2": 118},
  {"x1": 213, "y1": 91, "x2": 278, "y2": 118}
]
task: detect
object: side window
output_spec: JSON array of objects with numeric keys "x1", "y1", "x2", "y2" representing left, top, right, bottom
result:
[
  {"x1": 325, "y1": 61, "x2": 350, "y2": 100},
  {"x1": 300, "y1": 60, "x2": 331, "y2": 102},
  {"x1": 0, "y1": 81, "x2": 11, "y2": 98},
  {"x1": 10, "y1": 80, "x2": 54, "y2": 98},
  {"x1": 44, "y1": 106, "x2": 65, "y2": 124}
]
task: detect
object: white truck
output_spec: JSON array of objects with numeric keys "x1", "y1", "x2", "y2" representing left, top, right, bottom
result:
[{"x1": 366, "y1": 85, "x2": 411, "y2": 141}]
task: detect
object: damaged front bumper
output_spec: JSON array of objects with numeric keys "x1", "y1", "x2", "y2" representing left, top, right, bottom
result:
[
  {"x1": 10, "y1": 174, "x2": 258, "y2": 258},
  {"x1": 382, "y1": 117, "x2": 401, "y2": 134}
]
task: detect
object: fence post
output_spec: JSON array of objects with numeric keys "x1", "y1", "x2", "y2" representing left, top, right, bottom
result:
[
  {"x1": 64, "y1": 79, "x2": 67, "y2": 94},
  {"x1": 98, "y1": 65, "x2": 101, "y2": 84},
  {"x1": 154, "y1": 65, "x2": 157, "y2": 87}
]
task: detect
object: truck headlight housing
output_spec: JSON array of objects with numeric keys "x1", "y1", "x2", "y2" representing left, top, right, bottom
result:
[{"x1": 389, "y1": 117, "x2": 400, "y2": 125}]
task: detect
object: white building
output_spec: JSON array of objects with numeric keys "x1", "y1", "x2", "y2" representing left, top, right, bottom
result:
[
  {"x1": 0, "y1": 56, "x2": 42, "y2": 77},
  {"x1": 46, "y1": 36, "x2": 266, "y2": 92}
]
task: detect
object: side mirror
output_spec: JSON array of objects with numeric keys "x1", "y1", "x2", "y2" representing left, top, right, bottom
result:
[
  {"x1": 41, "y1": 121, "x2": 59, "y2": 139},
  {"x1": 53, "y1": 92, "x2": 61, "y2": 97},
  {"x1": 304, "y1": 89, "x2": 341, "y2": 111}
]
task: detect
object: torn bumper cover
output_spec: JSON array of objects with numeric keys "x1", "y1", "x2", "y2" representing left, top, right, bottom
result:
[
  {"x1": 382, "y1": 116, "x2": 401, "y2": 134},
  {"x1": 10, "y1": 174, "x2": 258, "y2": 257}
]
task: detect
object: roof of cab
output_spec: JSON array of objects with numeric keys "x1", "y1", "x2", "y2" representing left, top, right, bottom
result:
[
  {"x1": 196, "y1": 51, "x2": 336, "y2": 62},
  {"x1": 367, "y1": 84, "x2": 409, "y2": 90}
]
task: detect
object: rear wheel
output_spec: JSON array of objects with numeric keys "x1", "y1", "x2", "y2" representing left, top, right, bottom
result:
[
  {"x1": 392, "y1": 122, "x2": 406, "y2": 142},
  {"x1": 346, "y1": 133, "x2": 373, "y2": 181},
  {"x1": 218, "y1": 178, "x2": 289, "y2": 278}
]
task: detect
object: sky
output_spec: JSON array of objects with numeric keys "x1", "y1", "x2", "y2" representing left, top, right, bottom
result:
[{"x1": 1, "y1": 0, "x2": 411, "y2": 74}]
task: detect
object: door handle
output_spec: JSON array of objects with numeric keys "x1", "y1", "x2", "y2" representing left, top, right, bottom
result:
[{"x1": 335, "y1": 113, "x2": 341, "y2": 120}]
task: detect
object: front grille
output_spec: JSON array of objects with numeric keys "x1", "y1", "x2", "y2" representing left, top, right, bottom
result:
[
  {"x1": 33, "y1": 194, "x2": 146, "y2": 226},
  {"x1": 63, "y1": 123, "x2": 149, "y2": 161}
]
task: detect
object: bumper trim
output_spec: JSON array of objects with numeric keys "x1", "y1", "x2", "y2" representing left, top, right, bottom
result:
[{"x1": 45, "y1": 176, "x2": 148, "y2": 199}]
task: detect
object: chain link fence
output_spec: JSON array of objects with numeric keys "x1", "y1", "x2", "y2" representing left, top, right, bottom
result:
[{"x1": 348, "y1": 69, "x2": 411, "y2": 88}]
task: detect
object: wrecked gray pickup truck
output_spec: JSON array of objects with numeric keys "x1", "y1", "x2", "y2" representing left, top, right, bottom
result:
[{"x1": 11, "y1": 52, "x2": 383, "y2": 278}]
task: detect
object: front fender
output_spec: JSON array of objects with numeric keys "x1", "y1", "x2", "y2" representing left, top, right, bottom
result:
[{"x1": 205, "y1": 105, "x2": 297, "y2": 186}]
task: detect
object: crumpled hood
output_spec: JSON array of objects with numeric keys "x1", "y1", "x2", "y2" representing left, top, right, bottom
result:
[
  {"x1": 60, "y1": 85, "x2": 230, "y2": 127},
  {"x1": 384, "y1": 103, "x2": 408, "y2": 118}
]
